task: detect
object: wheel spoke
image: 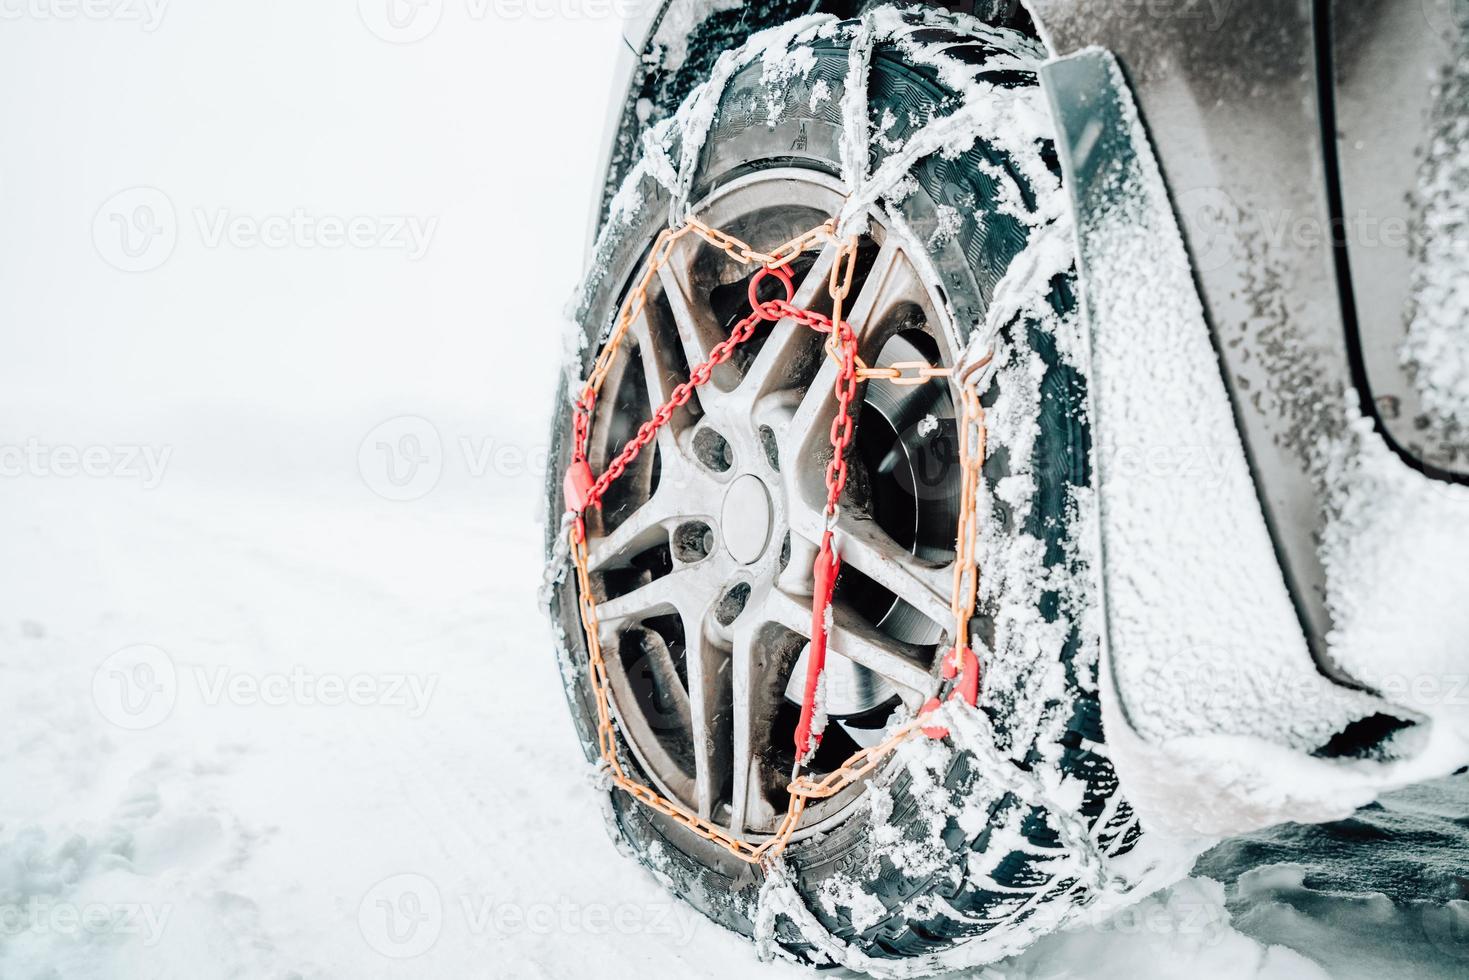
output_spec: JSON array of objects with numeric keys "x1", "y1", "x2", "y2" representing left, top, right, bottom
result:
[
  {"x1": 840, "y1": 514, "x2": 952, "y2": 631},
  {"x1": 587, "y1": 485, "x2": 693, "y2": 574},
  {"x1": 656, "y1": 247, "x2": 728, "y2": 393},
  {"x1": 628, "y1": 306, "x2": 674, "y2": 404},
  {"x1": 798, "y1": 500, "x2": 952, "y2": 631},
  {"x1": 761, "y1": 587, "x2": 932, "y2": 702},
  {"x1": 843, "y1": 236, "x2": 917, "y2": 344},
  {"x1": 628, "y1": 306, "x2": 696, "y2": 466},
  {"x1": 737, "y1": 240, "x2": 841, "y2": 401},
  {"x1": 624, "y1": 628, "x2": 693, "y2": 733},
  {"x1": 595, "y1": 559, "x2": 724, "y2": 629},
  {"x1": 684, "y1": 620, "x2": 731, "y2": 820},
  {"x1": 728, "y1": 593, "x2": 781, "y2": 836},
  {"x1": 778, "y1": 240, "x2": 910, "y2": 484},
  {"x1": 600, "y1": 629, "x2": 695, "y2": 803},
  {"x1": 594, "y1": 573, "x2": 681, "y2": 628},
  {"x1": 782, "y1": 356, "x2": 840, "y2": 480}
]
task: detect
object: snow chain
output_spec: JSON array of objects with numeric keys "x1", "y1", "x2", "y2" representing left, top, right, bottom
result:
[{"x1": 564, "y1": 215, "x2": 988, "y2": 866}]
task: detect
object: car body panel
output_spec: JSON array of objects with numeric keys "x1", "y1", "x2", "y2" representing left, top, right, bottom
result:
[
  {"x1": 1330, "y1": 0, "x2": 1469, "y2": 477},
  {"x1": 1029, "y1": 0, "x2": 1350, "y2": 660},
  {"x1": 1043, "y1": 46, "x2": 1469, "y2": 836}
]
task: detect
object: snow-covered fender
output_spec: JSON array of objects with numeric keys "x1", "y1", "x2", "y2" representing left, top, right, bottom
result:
[{"x1": 1038, "y1": 40, "x2": 1469, "y2": 838}]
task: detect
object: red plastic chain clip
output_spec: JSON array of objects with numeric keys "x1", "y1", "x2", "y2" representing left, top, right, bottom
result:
[
  {"x1": 920, "y1": 645, "x2": 979, "y2": 739},
  {"x1": 563, "y1": 460, "x2": 595, "y2": 513},
  {"x1": 794, "y1": 528, "x2": 842, "y2": 762}
]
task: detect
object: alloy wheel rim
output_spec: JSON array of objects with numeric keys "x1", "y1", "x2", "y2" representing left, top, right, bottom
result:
[{"x1": 584, "y1": 169, "x2": 965, "y2": 839}]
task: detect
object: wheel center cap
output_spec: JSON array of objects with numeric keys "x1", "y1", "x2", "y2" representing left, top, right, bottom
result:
[{"x1": 721, "y1": 474, "x2": 772, "y2": 565}]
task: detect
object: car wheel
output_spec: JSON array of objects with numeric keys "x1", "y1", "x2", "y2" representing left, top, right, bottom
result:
[{"x1": 544, "y1": 8, "x2": 1143, "y2": 972}]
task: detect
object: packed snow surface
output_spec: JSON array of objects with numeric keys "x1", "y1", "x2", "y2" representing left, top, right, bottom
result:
[{"x1": 3, "y1": 475, "x2": 1467, "y2": 977}]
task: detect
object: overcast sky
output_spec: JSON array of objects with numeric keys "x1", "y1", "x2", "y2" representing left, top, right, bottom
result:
[{"x1": 1, "y1": 1, "x2": 626, "y2": 487}]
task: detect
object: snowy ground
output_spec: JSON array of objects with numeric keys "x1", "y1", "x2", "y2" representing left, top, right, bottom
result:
[
  {"x1": 3, "y1": 470, "x2": 1467, "y2": 978},
  {"x1": 3, "y1": 4, "x2": 1467, "y2": 978}
]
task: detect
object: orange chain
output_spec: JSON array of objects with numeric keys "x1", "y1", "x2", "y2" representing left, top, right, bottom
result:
[{"x1": 564, "y1": 215, "x2": 986, "y2": 865}]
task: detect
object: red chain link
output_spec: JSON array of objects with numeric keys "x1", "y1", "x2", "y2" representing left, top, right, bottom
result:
[{"x1": 581, "y1": 309, "x2": 765, "y2": 511}]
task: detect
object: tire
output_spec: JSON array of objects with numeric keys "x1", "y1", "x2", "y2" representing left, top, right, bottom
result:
[{"x1": 544, "y1": 7, "x2": 1142, "y2": 973}]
